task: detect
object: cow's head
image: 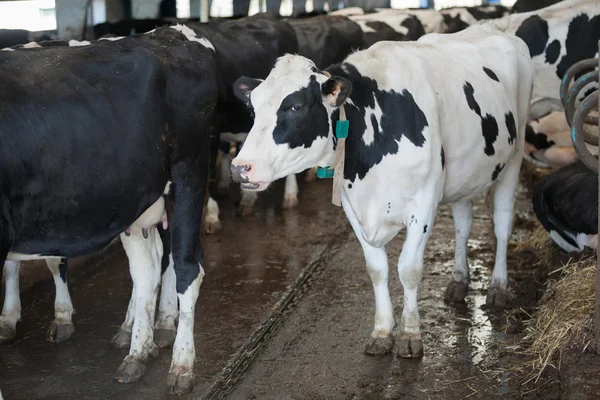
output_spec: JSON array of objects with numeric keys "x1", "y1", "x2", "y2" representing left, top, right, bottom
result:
[{"x1": 230, "y1": 55, "x2": 351, "y2": 190}]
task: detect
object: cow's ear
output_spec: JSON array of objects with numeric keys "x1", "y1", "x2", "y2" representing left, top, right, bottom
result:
[
  {"x1": 233, "y1": 76, "x2": 262, "y2": 106},
  {"x1": 322, "y1": 76, "x2": 352, "y2": 107}
]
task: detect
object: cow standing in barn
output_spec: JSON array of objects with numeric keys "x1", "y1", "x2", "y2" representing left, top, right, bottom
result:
[
  {"x1": 0, "y1": 26, "x2": 216, "y2": 394},
  {"x1": 230, "y1": 24, "x2": 533, "y2": 356}
]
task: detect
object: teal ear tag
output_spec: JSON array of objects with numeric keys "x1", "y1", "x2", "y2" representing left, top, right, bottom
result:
[
  {"x1": 316, "y1": 166, "x2": 335, "y2": 179},
  {"x1": 336, "y1": 120, "x2": 349, "y2": 139}
]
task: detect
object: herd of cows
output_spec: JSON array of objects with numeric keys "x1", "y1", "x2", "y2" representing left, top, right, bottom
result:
[{"x1": 0, "y1": 0, "x2": 598, "y2": 395}]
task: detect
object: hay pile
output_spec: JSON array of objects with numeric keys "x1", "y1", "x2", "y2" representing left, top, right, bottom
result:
[{"x1": 515, "y1": 253, "x2": 596, "y2": 383}]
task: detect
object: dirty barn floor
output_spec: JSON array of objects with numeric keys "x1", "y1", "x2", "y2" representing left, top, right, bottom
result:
[{"x1": 0, "y1": 173, "x2": 558, "y2": 400}]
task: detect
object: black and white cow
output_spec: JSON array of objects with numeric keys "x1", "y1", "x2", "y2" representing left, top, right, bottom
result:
[
  {"x1": 230, "y1": 25, "x2": 533, "y2": 356},
  {"x1": 485, "y1": 0, "x2": 600, "y2": 119},
  {"x1": 512, "y1": 0, "x2": 564, "y2": 13},
  {"x1": 0, "y1": 25, "x2": 216, "y2": 394},
  {"x1": 533, "y1": 160, "x2": 598, "y2": 252},
  {"x1": 344, "y1": 9, "x2": 426, "y2": 48},
  {"x1": 441, "y1": 5, "x2": 511, "y2": 33}
]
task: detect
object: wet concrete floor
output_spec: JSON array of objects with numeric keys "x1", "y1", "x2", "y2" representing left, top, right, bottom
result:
[{"x1": 0, "y1": 174, "x2": 554, "y2": 399}]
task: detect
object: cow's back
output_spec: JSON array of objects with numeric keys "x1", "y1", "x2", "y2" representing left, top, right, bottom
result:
[
  {"x1": 0, "y1": 29, "x2": 217, "y2": 256},
  {"x1": 343, "y1": 25, "x2": 532, "y2": 203}
]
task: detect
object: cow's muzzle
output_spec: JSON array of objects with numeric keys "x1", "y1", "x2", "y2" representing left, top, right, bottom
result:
[{"x1": 230, "y1": 164, "x2": 253, "y2": 185}]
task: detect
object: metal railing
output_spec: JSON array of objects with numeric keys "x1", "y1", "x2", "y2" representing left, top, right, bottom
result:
[{"x1": 559, "y1": 43, "x2": 599, "y2": 351}]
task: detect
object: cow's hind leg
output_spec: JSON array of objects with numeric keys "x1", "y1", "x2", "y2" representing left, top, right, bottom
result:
[
  {"x1": 45, "y1": 258, "x2": 75, "y2": 342},
  {"x1": 155, "y1": 226, "x2": 177, "y2": 349},
  {"x1": 397, "y1": 200, "x2": 437, "y2": 358},
  {"x1": 345, "y1": 204, "x2": 395, "y2": 355},
  {"x1": 166, "y1": 163, "x2": 208, "y2": 395},
  {"x1": 282, "y1": 174, "x2": 299, "y2": 209},
  {"x1": 487, "y1": 156, "x2": 521, "y2": 308},
  {"x1": 444, "y1": 200, "x2": 473, "y2": 303},
  {"x1": 115, "y1": 228, "x2": 162, "y2": 383},
  {"x1": 0, "y1": 261, "x2": 21, "y2": 343}
]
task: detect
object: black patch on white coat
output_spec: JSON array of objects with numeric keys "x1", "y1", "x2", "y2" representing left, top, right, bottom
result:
[
  {"x1": 545, "y1": 39, "x2": 561, "y2": 64},
  {"x1": 505, "y1": 112, "x2": 517, "y2": 146},
  {"x1": 483, "y1": 67, "x2": 499, "y2": 82},
  {"x1": 515, "y1": 15, "x2": 549, "y2": 58},
  {"x1": 525, "y1": 125, "x2": 555, "y2": 150},
  {"x1": 423, "y1": 224, "x2": 428, "y2": 234},
  {"x1": 273, "y1": 76, "x2": 330, "y2": 149},
  {"x1": 463, "y1": 82, "x2": 498, "y2": 156},
  {"x1": 555, "y1": 14, "x2": 600, "y2": 79},
  {"x1": 441, "y1": 146, "x2": 445, "y2": 169},
  {"x1": 492, "y1": 163, "x2": 505, "y2": 181},
  {"x1": 326, "y1": 63, "x2": 428, "y2": 183}
]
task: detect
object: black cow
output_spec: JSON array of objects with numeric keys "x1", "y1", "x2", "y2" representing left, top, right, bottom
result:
[
  {"x1": 0, "y1": 25, "x2": 217, "y2": 395},
  {"x1": 533, "y1": 160, "x2": 598, "y2": 252}
]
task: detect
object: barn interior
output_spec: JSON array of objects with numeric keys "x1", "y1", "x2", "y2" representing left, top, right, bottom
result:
[{"x1": 0, "y1": 0, "x2": 598, "y2": 399}]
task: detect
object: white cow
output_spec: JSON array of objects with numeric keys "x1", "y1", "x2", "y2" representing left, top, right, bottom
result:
[{"x1": 230, "y1": 25, "x2": 533, "y2": 357}]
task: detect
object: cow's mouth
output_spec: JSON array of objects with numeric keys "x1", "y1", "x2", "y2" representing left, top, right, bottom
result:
[{"x1": 240, "y1": 181, "x2": 268, "y2": 191}]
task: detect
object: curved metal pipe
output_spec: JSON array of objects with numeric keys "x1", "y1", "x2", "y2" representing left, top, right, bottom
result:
[
  {"x1": 565, "y1": 71, "x2": 599, "y2": 128},
  {"x1": 571, "y1": 90, "x2": 599, "y2": 173},
  {"x1": 561, "y1": 58, "x2": 598, "y2": 106}
]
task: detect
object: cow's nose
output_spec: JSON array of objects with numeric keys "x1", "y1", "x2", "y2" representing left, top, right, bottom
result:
[{"x1": 231, "y1": 163, "x2": 251, "y2": 183}]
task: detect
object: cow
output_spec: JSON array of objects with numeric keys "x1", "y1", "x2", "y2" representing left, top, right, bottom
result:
[
  {"x1": 525, "y1": 110, "x2": 598, "y2": 168},
  {"x1": 484, "y1": 0, "x2": 600, "y2": 120},
  {"x1": 0, "y1": 25, "x2": 217, "y2": 394},
  {"x1": 533, "y1": 160, "x2": 598, "y2": 252},
  {"x1": 441, "y1": 5, "x2": 511, "y2": 33},
  {"x1": 512, "y1": 0, "x2": 564, "y2": 13},
  {"x1": 230, "y1": 24, "x2": 533, "y2": 357},
  {"x1": 346, "y1": 9, "x2": 426, "y2": 48}
]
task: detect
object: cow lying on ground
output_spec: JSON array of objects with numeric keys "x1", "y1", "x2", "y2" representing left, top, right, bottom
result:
[
  {"x1": 533, "y1": 160, "x2": 598, "y2": 252},
  {"x1": 485, "y1": 0, "x2": 600, "y2": 119},
  {"x1": 230, "y1": 24, "x2": 533, "y2": 356},
  {"x1": 0, "y1": 25, "x2": 216, "y2": 394},
  {"x1": 525, "y1": 110, "x2": 599, "y2": 168}
]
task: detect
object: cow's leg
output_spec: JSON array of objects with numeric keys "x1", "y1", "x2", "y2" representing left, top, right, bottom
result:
[
  {"x1": 487, "y1": 156, "x2": 522, "y2": 308},
  {"x1": 344, "y1": 202, "x2": 394, "y2": 355},
  {"x1": 444, "y1": 200, "x2": 473, "y2": 303},
  {"x1": 239, "y1": 189, "x2": 258, "y2": 216},
  {"x1": 0, "y1": 261, "x2": 21, "y2": 343},
  {"x1": 304, "y1": 167, "x2": 318, "y2": 183},
  {"x1": 218, "y1": 150, "x2": 232, "y2": 191},
  {"x1": 112, "y1": 285, "x2": 135, "y2": 348},
  {"x1": 165, "y1": 163, "x2": 208, "y2": 395},
  {"x1": 155, "y1": 227, "x2": 177, "y2": 348},
  {"x1": 282, "y1": 174, "x2": 299, "y2": 209},
  {"x1": 45, "y1": 258, "x2": 75, "y2": 342},
  {"x1": 397, "y1": 202, "x2": 437, "y2": 359},
  {"x1": 204, "y1": 196, "x2": 221, "y2": 234},
  {"x1": 115, "y1": 228, "x2": 162, "y2": 383}
]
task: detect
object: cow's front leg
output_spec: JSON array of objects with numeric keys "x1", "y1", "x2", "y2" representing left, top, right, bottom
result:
[
  {"x1": 282, "y1": 174, "x2": 299, "y2": 209},
  {"x1": 397, "y1": 206, "x2": 436, "y2": 358},
  {"x1": 0, "y1": 261, "x2": 21, "y2": 343},
  {"x1": 444, "y1": 200, "x2": 473, "y2": 303},
  {"x1": 45, "y1": 258, "x2": 75, "y2": 343},
  {"x1": 344, "y1": 201, "x2": 394, "y2": 355},
  {"x1": 115, "y1": 228, "x2": 162, "y2": 383}
]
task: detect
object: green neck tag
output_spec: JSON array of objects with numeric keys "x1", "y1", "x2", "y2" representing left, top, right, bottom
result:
[
  {"x1": 316, "y1": 119, "x2": 350, "y2": 179},
  {"x1": 316, "y1": 166, "x2": 335, "y2": 179}
]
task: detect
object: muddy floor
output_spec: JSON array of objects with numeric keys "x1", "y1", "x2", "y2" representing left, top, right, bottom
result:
[{"x1": 0, "y1": 171, "x2": 562, "y2": 400}]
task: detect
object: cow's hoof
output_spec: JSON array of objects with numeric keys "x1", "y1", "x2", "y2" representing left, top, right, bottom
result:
[
  {"x1": 397, "y1": 333, "x2": 423, "y2": 359},
  {"x1": 0, "y1": 322, "x2": 16, "y2": 344},
  {"x1": 46, "y1": 320, "x2": 75, "y2": 343},
  {"x1": 282, "y1": 194, "x2": 299, "y2": 210},
  {"x1": 166, "y1": 368, "x2": 195, "y2": 395},
  {"x1": 486, "y1": 286, "x2": 509, "y2": 308},
  {"x1": 111, "y1": 328, "x2": 132, "y2": 348},
  {"x1": 115, "y1": 355, "x2": 147, "y2": 383},
  {"x1": 444, "y1": 280, "x2": 468, "y2": 304},
  {"x1": 364, "y1": 336, "x2": 394, "y2": 355},
  {"x1": 154, "y1": 328, "x2": 177, "y2": 349},
  {"x1": 203, "y1": 219, "x2": 222, "y2": 235}
]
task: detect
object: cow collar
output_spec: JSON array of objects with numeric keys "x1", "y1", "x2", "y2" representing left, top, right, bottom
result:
[{"x1": 316, "y1": 103, "x2": 349, "y2": 207}]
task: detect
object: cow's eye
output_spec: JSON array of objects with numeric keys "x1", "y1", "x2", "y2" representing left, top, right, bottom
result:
[{"x1": 290, "y1": 104, "x2": 302, "y2": 112}]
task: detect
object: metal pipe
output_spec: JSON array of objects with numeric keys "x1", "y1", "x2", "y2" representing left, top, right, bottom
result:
[
  {"x1": 571, "y1": 90, "x2": 598, "y2": 172},
  {"x1": 200, "y1": 0, "x2": 209, "y2": 22},
  {"x1": 560, "y1": 58, "x2": 597, "y2": 109},
  {"x1": 565, "y1": 70, "x2": 599, "y2": 128}
]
